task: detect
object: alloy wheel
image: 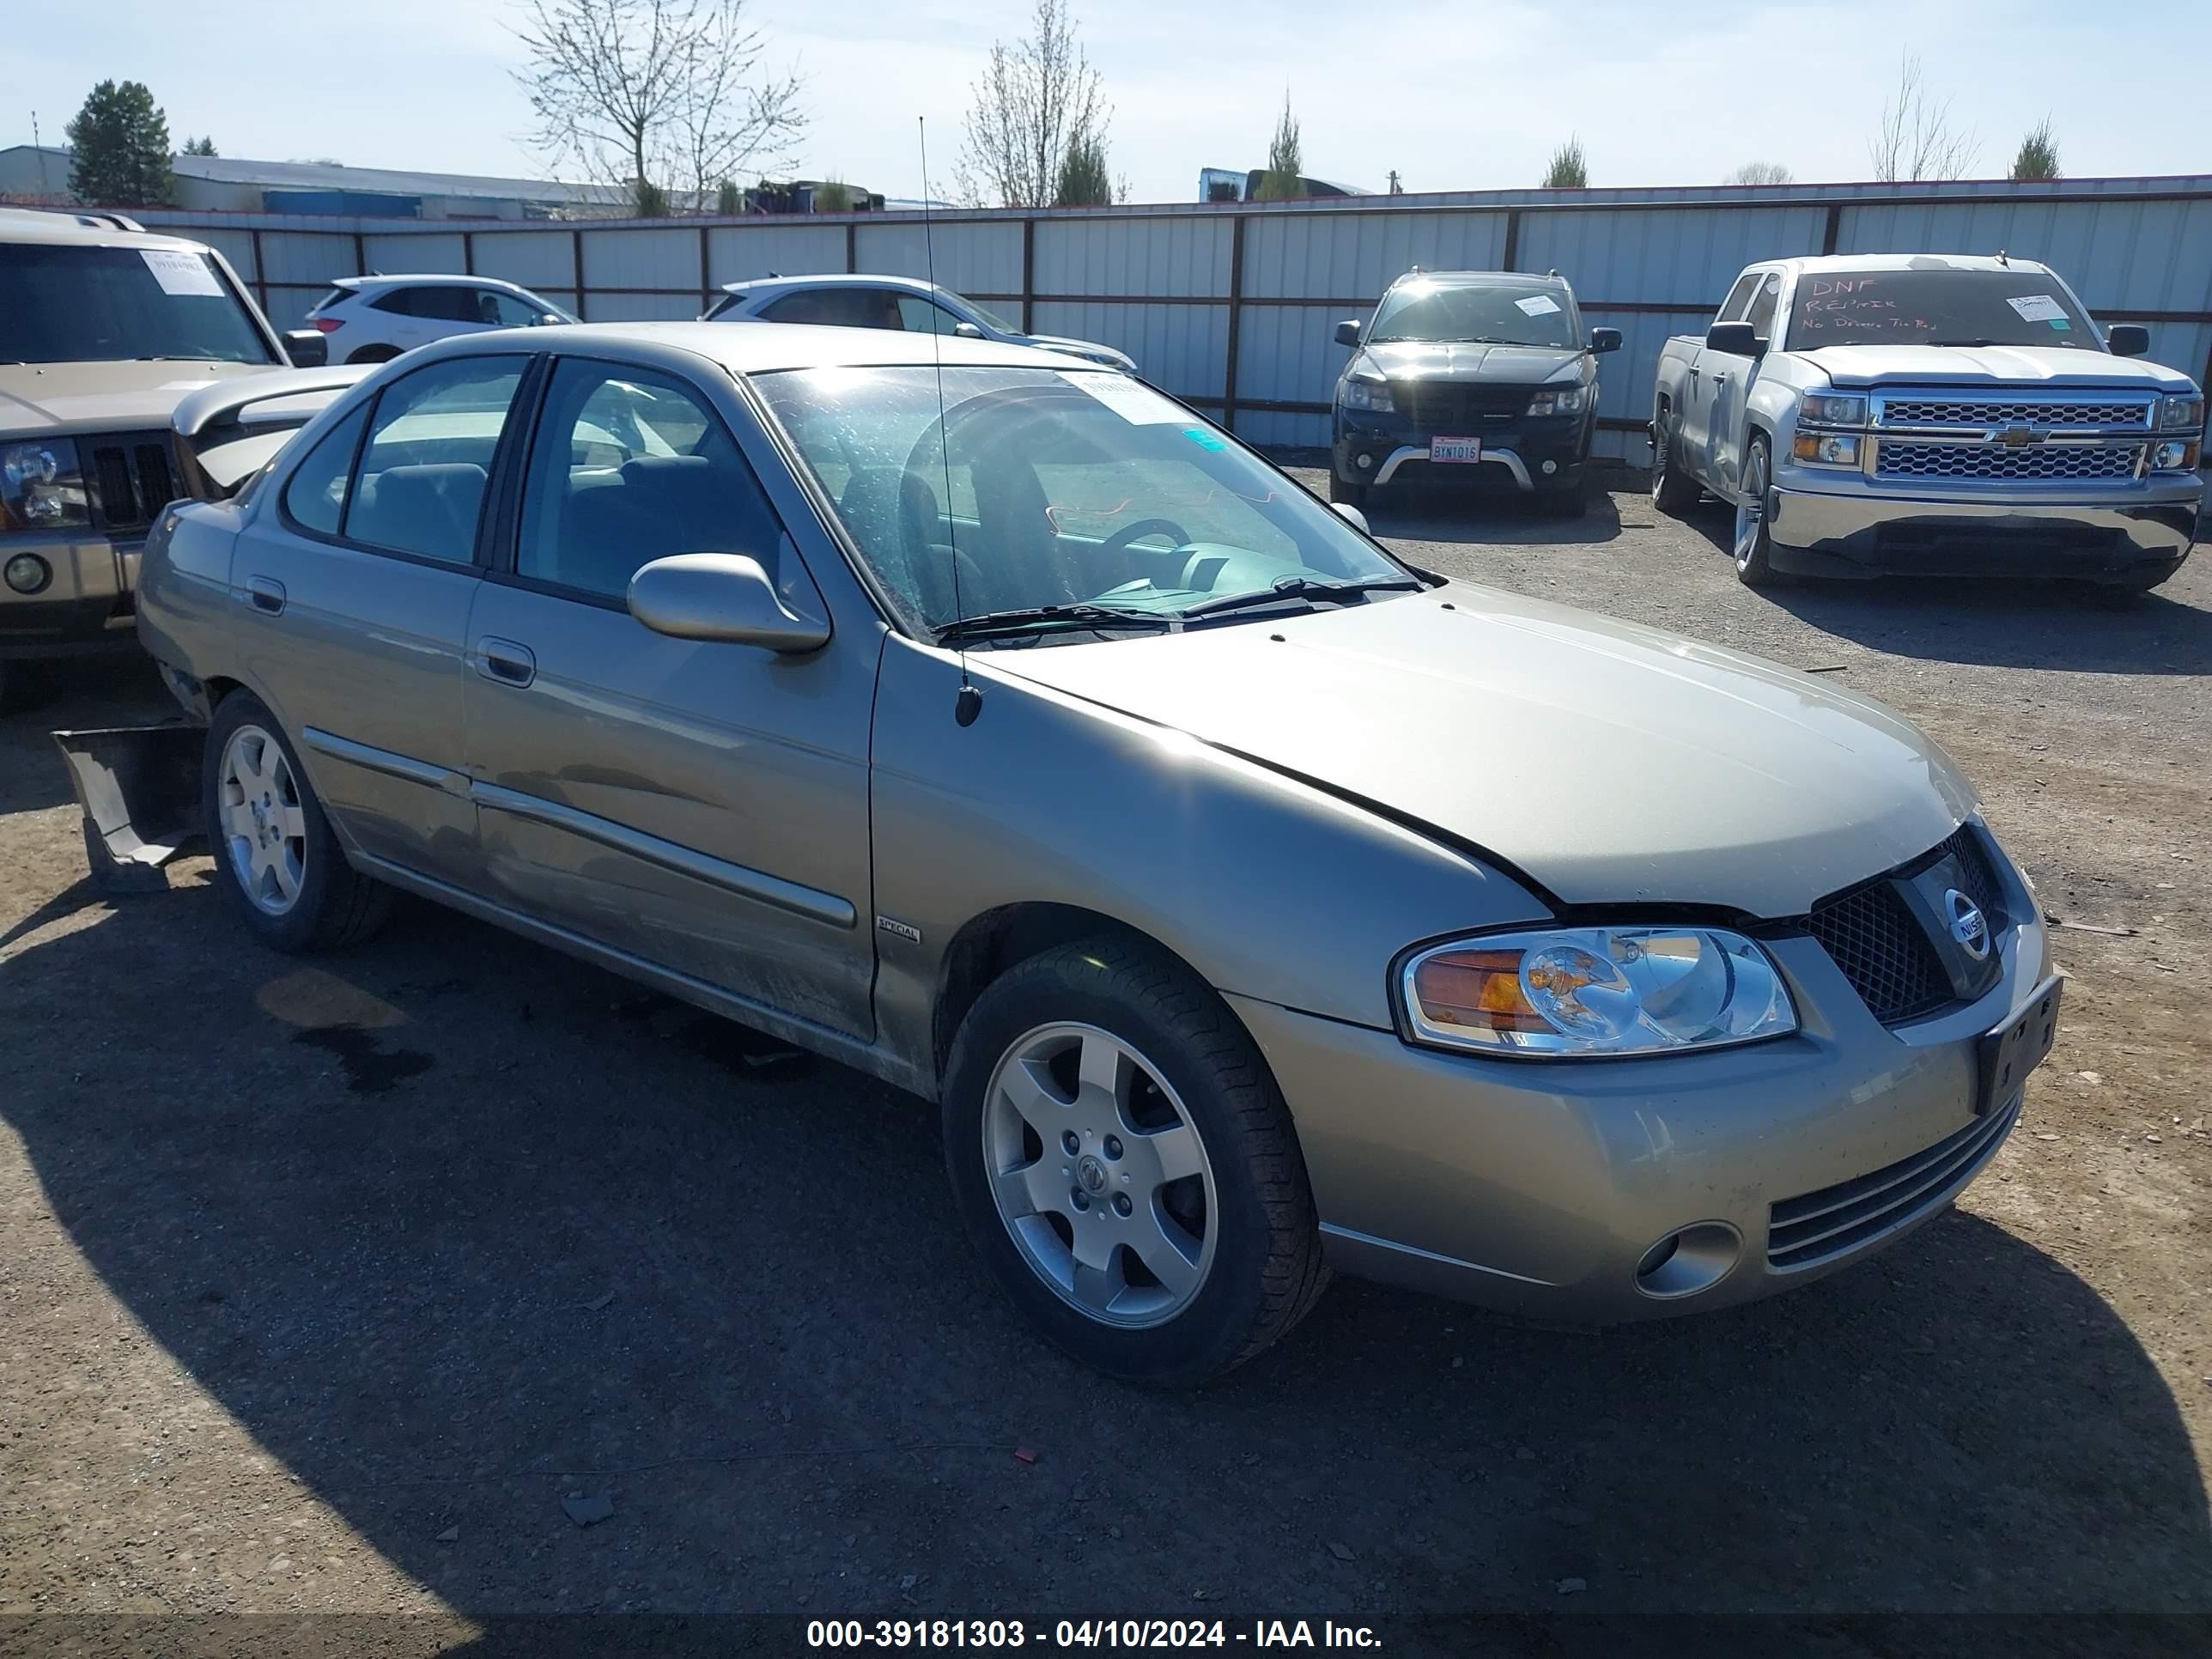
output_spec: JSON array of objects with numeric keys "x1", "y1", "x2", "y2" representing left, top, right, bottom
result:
[
  {"x1": 1734, "y1": 447, "x2": 1770, "y2": 570},
  {"x1": 981, "y1": 1022, "x2": 1219, "y2": 1328},
  {"x1": 218, "y1": 724, "x2": 307, "y2": 915}
]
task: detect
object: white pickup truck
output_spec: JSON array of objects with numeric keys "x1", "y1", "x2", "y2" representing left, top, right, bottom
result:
[{"x1": 1650, "y1": 254, "x2": 2203, "y2": 590}]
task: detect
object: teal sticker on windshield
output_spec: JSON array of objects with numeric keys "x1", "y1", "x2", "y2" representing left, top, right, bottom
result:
[
  {"x1": 1182, "y1": 427, "x2": 1227, "y2": 451},
  {"x1": 2049, "y1": 318, "x2": 2071, "y2": 331}
]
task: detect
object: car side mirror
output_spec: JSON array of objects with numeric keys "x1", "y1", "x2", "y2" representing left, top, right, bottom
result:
[
  {"x1": 1329, "y1": 501, "x2": 1370, "y2": 535},
  {"x1": 1334, "y1": 319, "x2": 1363, "y2": 348},
  {"x1": 1705, "y1": 320, "x2": 1763, "y2": 358},
  {"x1": 629, "y1": 553, "x2": 830, "y2": 652},
  {"x1": 1589, "y1": 326, "x2": 1622, "y2": 354},
  {"x1": 951, "y1": 321, "x2": 985, "y2": 339},
  {"x1": 2106, "y1": 323, "x2": 2150, "y2": 357},
  {"x1": 538, "y1": 312, "x2": 566, "y2": 326},
  {"x1": 282, "y1": 328, "x2": 328, "y2": 368}
]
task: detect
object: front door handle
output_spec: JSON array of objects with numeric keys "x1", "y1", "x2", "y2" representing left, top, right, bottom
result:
[
  {"x1": 472, "y1": 637, "x2": 536, "y2": 688},
  {"x1": 244, "y1": 575, "x2": 287, "y2": 616}
]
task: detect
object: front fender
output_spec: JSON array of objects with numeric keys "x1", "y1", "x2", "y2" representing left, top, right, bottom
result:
[{"x1": 866, "y1": 636, "x2": 1552, "y2": 1088}]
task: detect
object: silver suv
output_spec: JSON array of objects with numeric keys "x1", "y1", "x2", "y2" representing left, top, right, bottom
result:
[{"x1": 0, "y1": 210, "x2": 327, "y2": 708}]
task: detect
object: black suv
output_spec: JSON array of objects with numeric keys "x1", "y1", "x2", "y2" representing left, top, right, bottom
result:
[{"x1": 1329, "y1": 270, "x2": 1620, "y2": 515}]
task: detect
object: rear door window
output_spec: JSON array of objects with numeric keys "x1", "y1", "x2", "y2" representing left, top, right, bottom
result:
[{"x1": 344, "y1": 355, "x2": 528, "y2": 563}]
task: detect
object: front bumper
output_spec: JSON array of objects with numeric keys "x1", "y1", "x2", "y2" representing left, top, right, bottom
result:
[
  {"x1": 1334, "y1": 413, "x2": 1590, "y2": 494},
  {"x1": 1764, "y1": 476, "x2": 2200, "y2": 580},
  {"x1": 0, "y1": 532, "x2": 143, "y2": 659},
  {"x1": 1227, "y1": 859, "x2": 2053, "y2": 1324}
]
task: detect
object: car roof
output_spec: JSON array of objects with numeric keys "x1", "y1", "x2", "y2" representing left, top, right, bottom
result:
[
  {"x1": 1388, "y1": 270, "x2": 1571, "y2": 289},
  {"x1": 418, "y1": 319, "x2": 1089, "y2": 377},
  {"x1": 1764, "y1": 253, "x2": 2052, "y2": 276},
  {"x1": 719, "y1": 272, "x2": 942, "y2": 297},
  {"x1": 0, "y1": 212, "x2": 220, "y2": 254},
  {"x1": 338, "y1": 273, "x2": 536, "y2": 291}
]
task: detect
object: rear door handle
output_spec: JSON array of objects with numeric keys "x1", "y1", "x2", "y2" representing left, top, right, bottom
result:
[
  {"x1": 472, "y1": 637, "x2": 536, "y2": 688},
  {"x1": 244, "y1": 575, "x2": 287, "y2": 615}
]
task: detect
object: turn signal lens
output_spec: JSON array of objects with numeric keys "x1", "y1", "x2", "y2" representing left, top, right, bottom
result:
[
  {"x1": 1401, "y1": 927, "x2": 1796, "y2": 1057},
  {"x1": 2151, "y1": 439, "x2": 2199, "y2": 471},
  {"x1": 1792, "y1": 433, "x2": 1860, "y2": 466}
]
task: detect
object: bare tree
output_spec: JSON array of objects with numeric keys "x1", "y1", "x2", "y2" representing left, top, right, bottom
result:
[
  {"x1": 1725, "y1": 160, "x2": 1793, "y2": 186},
  {"x1": 513, "y1": 0, "x2": 805, "y2": 214},
  {"x1": 954, "y1": 0, "x2": 1109, "y2": 209},
  {"x1": 1868, "y1": 55, "x2": 1978, "y2": 182}
]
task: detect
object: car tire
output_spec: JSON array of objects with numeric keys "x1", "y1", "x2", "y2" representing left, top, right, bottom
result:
[
  {"x1": 1650, "y1": 411, "x2": 1701, "y2": 514},
  {"x1": 1540, "y1": 482, "x2": 1589, "y2": 519},
  {"x1": 203, "y1": 691, "x2": 392, "y2": 953},
  {"x1": 345, "y1": 345, "x2": 400, "y2": 365},
  {"x1": 941, "y1": 936, "x2": 1329, "y2": 1387},
  {"x1": 1732, "y1": 434, "x2": 1784, "y2": 588},
  {"x1": 1328, "y1": 471, "x2": 1368, "y2": 507}
]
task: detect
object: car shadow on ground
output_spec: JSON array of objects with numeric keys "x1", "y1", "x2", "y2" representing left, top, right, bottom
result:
[
  {"x1": 5, "y1": 881, "x2": 2209, "y2": 1629},
  {"x1": 1673, "y1": 503, "x2": 2212, "y2": 674},
  {"x1": 1359, "y1": 479, "x2": 1628, "y2": 550}
]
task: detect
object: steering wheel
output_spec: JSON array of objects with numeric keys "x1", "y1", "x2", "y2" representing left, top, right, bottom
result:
[{"x1": 1098, "y1": 517, "x2": 1194, "y2": 558}]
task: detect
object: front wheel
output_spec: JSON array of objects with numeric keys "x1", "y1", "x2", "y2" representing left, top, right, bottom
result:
[
  {"x1": 941, "y1": 938, "x2": 1328, "y2": 1386},
  {"x1": 1328, "y1": 471, "x2": 1368, "y2": 507},
  {"x1": 203, "y1": 691, "x2": 392, "y2": 952},
  {"x1": 1732, "y1": 435, "x2": 1783, "y2": 588}
]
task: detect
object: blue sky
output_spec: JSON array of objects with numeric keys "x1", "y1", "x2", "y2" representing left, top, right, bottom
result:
[{"x1": 12, "y1": 1, "x2": 2208, "y2": 201}]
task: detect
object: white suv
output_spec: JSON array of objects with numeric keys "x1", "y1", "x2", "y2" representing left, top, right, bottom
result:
[
  {"x1": 702, "y1": 273, "x2": 1137, "y2": 372},
  {"x1": 305, "y1": 274, "x2": 577, "y2": 364}
]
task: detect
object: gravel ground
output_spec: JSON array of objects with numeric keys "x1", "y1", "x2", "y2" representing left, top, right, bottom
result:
[{"x1": 2, "y1": 472, "x2": 2207, "y2": 1653}]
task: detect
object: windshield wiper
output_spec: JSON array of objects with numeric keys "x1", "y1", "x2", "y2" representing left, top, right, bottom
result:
[
  {"x1": 934, "y1": 604, "x2": 1176, "y2": 643},
  {"x1": 1182, "y1": 575, "x2": 1420, "y2": 620}
]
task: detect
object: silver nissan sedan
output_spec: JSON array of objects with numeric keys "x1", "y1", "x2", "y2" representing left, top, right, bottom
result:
[{"x1": 126, "y1": 323, "x2": 2060, "y2": 1385}]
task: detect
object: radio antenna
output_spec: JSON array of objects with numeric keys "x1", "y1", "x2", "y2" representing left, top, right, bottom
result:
[{"x1": 919, "y1": 117, "x2": 981, "y2": 727}]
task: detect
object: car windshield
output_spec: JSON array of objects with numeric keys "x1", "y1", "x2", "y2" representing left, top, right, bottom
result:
[
  {"x1": 1788, "y1": 269, "x2": 2101, "y2": 349},
  {"x1": 1369, "y1": 279, "x2": 1577, "y2": 347},
  {"x1": 757, "y1": 365, "x2": 1413, "y2": 637},
  {"x1": 0, "y1": 243, "x2": 276, "y2": 365}
]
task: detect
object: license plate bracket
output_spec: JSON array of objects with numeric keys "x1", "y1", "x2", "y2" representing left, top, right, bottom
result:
[
  {"x1": 1428, "y1": 435, "x2": 1483, "y2": 464},
  {"x1": 1977, "y1": 975, "x2": 2062, "y2": 1115}
]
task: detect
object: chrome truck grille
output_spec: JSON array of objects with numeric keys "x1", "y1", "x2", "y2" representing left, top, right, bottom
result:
[{"x1": 1869, "y1": 389, "x2": 2154, "y2": 485}]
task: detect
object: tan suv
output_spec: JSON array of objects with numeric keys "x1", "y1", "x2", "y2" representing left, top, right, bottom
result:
[{"x1": 0, "y1": 209, "x2": 340, "y2": 708}]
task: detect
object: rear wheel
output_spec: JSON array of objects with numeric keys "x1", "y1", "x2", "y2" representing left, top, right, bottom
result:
[
  {"x1": 942, "y1": 937, "x2": 1328, "y2": 1386},
  {"x1": 1650, "y1": 410, "x2": 1701, "y2": 514},
  {"x1": 1732, "y1": 435, "x2": 1783, "y2": 588},
  {"x1": 203, "y1": 691, "x2": 392, "y2": 952}
]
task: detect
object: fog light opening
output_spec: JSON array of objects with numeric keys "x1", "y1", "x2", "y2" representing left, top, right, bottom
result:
[
  {"x1": 1540, "y1": 458, "x2": 1558, "y2": 476},
  {"x1": 3, "y1": 553, "x2": 51, "y2": 596},
  {"x1": 1356, "y1": 452, "x2": 1374, "y2": 471},
  {"x1": 1634, "y1": 1222, "x2": 1742, "y2": 1300}
]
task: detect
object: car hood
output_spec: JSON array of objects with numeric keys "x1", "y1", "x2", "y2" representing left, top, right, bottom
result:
[
  {"x1": 1358, "y1": 340, "x2": 1582, "y2": 384},
  {"x1": 0, "y1": 360, "x2": 275, "y2": 437},
  {"x1": 1799, "y1": 343, "x2": 2194, "y2": 392},
  {"x1": 983, "y1": 583, "x2": 1973, "y2": 918},
  {"x1": 1018, "y1": 333, "x2": 1136, "y2": 369}
]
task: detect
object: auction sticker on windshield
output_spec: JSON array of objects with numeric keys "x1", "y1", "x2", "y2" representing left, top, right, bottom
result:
[
  {"x1": 1515, "y1": 295, "x2": 1562, "y2": 316},
  {"x1": 2005, "y1": 294, "x2": 2067, "y2": 323},
  {"x1": 1060, "y1": 371, "x2": 1185, "y2": 424},
  {"x1": 1430, "y1": 436, "x2": 1482, "y2": 463},
  {"x1": 142, "y1": 250, "x2": 224, "y2": 297}
]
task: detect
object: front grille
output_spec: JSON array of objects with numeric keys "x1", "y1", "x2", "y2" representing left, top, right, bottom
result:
[
  {"x1": 1807, "y1": 882, "x2": 1949, "y2": 1024},
  {"x1": 1767, "y1": 1096, "x2": 2020, "y2": 1270},
  {"x1": 1875, "y1": 441, "x2": 2141, "y2": 482},
  {"x1": 1390, "y1": 382, "x2": 1531, "y2": 428},
  {"x1": 1880, "y1": 397, "x2": 2150, "y2": 428},
  {"x1": 1806, "y1": 825, "x2": 2008, "y2": 1026},
  {"x1": 85, "y1": 429, "x2": 181, "y2": 532}
]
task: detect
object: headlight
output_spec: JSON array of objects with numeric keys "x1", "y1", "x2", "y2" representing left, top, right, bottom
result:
[
  {"x1": 2151, "y1": 438, "x2": 2201, "y2": 471},
  {"x1": 1792, "y1": 432, "x2": 1860, "y2": 466},
  {"x1": 1800, "y1": 392, "x2": 1867, "y2": 428},
  {"x1": 1340, "y1": 377, "x2": 1395, "y2": 414},
  {"x1": 0, "y1": 440, "x2": 88, "y2": 532},
  {"x1": 1526, "y1": 383, "x2": 1588, "y2": 416},
  {"x1": 2158, "y1": 394, "x2": 2205, "y2": 432},
  {"x1": 1399, "y1": 926, "x2": 1797, "y2": 1058}
]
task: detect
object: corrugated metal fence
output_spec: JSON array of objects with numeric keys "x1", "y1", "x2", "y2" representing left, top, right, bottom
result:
[{"x1": 137, "y1": 174, "x2": 2212, "y2": 464}]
